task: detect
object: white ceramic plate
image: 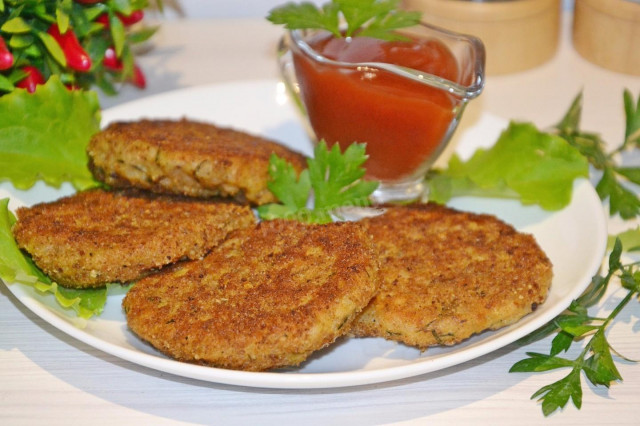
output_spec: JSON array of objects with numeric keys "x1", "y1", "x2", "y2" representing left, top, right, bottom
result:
[{"x1": 1, "y1": 79, "x2": 607, "y2": 389}]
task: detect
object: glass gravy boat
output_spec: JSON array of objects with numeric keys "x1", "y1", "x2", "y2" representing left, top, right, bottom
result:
[{"x1": 278, "y1": 22, "x2": 486, "y2": 203}]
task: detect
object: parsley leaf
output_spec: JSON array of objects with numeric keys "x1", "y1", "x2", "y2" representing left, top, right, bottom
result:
[
  {"x1": 623, "y1": 89, "x2": 640, "y2": 149},
  {"x1": 554, "y1": 90, "x2": 640, "y2": 219},
  {"x1": 267, "y1": 0, "x2": 421, "y2": 41},
  {"x1": 256, "y1": 154, "x2": 313, "y2": 221},
  {"x1": 257, "y1": 140, "x2": 378, "y2": 224},
  {"x1": 511, "y1": 237, "x2": 639, "y2": 416},
  {"x1": 267, "y1": 1, "x2": 341, "y2": 37}
]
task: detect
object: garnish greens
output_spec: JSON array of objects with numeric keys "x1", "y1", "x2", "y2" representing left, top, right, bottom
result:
[
  {"x1": 257, "y1": 140, "x2": 378, "y2": 223},
  {"x1": 0, "y1": 76, "x2": 103, "y2": 318},
  {"x1": 267, "y1": 0, "x2": 422, "y2": 41},
  {"x1": 427, "y1": 121, "x2": 590, "y2": 210},
  {"x1": 553, "y1": 90, "x2": 640, "y2": 219},
  {"x1": 0, "y1": 76, "x2": 101, "y2": 190},
  {"x1": 0, "y1": 198, "x2": 107, "y2": 319},
  {"x1": 507, "y1": 90, "x2": 640, "y2": 416},
  {"x1": 510, "y1": 237, "x2": 639, "y2": 417}
]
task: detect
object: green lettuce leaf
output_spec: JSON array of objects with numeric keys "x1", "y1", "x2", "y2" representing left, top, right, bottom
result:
[
  {"x1": 428, "y1": 122, "x2": 590, "y2": 210},
  {"x1": 0, "y1": 198, "x2": 107, "y2": 319},
  {"x1": 0, "y1": 76, "x2": 101, "y2": 190}
]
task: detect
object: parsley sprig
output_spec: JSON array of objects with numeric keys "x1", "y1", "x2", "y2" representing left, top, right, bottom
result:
[
  {"x1": 510, "y1": 238, "x2": 639, "y2": 416},
  {"x1": 257, "y1": 140, "x2": 378, "y2": 224},
  {"x1": 267, "y1": 0, "x2": 422, "y2": 41},
  {"x1": 553, "y1": 90, "x2": 640, "y2": 218}
]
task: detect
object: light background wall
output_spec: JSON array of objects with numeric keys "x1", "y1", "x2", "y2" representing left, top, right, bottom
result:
[{"x1": 163, "y1": 0, "x2": 574, "y2": 19}]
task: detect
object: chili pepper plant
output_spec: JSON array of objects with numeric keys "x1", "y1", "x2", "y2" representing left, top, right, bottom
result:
[{"x1": 0, "y1": 0, "x2": 159, "y2": 95}]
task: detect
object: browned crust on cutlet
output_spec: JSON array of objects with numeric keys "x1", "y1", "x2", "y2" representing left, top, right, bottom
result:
[
  {"x1": 349, "y1": 203, "x2": 553, "y2": 350},
  {"x1": 122, "y1": 220, "x2": 379, "y2": 371},
  {"x1": 87, "y1": 119, "x2": 308, "y2": 205},
  {"x1": 12, "y1": 189, "x2": 255, "y2": 288}
]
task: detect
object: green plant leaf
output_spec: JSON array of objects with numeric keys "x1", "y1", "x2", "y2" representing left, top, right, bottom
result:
[
  {"x1": 0, "y1": 74, "x2": 14, "y2": 92},
  {"x1": 267, "y1": 1, "x2": 341, "y2": 36},
  {"x1": 267, "y1": 0, "x2": 420, "y2": 40},
  {"x1": 308, "y1": 141, "x2": 378, "y2": 211},
  {"x1": 126, "y1": 25, "x2": 159, "y2": 44},
  {"x1": 532, "y1": 369, "x2": 583, "y2": 417},
  {"x1": 56, "y1": 0, "x2": 72, "y2": 34},
  {"x1": 550, "y1": 330, "x2": 575, "y2": 356},
  {"x1": 111, "y1": 0, "x2": 134, "y2": 15},
  {"x1": 596, "y1": 167, "x2": 640, "y2": 219},
  {"x1": 623, "y1": 89, "x2": 640, "y2": 147},
  {"x1": 428, "y1": 122, "x2": 589, "y2": 210},
  {"x1": 8, "y1": 33, "x2": 35, "y2": 49},
  {"x1": 583, "y1": 330, "x2": 622, "y2": 386},
  {"x1": 1, "y1": 16, "x2": 31, "y2": 33},
  {"x1": 109, "y1": 11, "x2": 126, "y2": 56},
  {"x1": 36, "y1": 30, "x2": 67, "y2": 67},
  {"x1": 257, "y1": 141, "x2": 378, "y2": 224},
  {"x1": 509, "y1": 353, "x2": 575, "y2": 373},
  {"x1": 0, "y1": 76, "x2": 101, "y2": 190},
  {"x1": 556, "y1": 314, "x2": 599, "y2": 337}
]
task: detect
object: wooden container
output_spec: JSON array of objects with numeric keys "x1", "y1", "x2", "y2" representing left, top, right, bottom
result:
[
  {"x1": 402, "y1": 0, "x2": 561, "y2": 75},
  {"x1": 573, "y1": 0, "x2": 640, "y2": 75}
]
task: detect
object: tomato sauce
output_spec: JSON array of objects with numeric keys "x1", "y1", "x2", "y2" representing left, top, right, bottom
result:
[{"x1": 292, "y1": 34, "x2": 460, "y2": 181}]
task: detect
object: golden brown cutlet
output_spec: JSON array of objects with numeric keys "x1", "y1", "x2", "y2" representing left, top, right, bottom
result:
[
  {"x1": 122, "y1": 219, "x2": 379, "y2": 372},
  {"x1": 350, "y1": 203, "x2": 553, "y2": 350},
  {"x1": 87, "y1": 119, "x2": 308, "y2": 205},
  {"x1": 12, "y1": 189, "x2": 255, "y2": 288}
]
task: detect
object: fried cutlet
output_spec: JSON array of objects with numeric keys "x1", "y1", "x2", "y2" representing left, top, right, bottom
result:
[
  {"x1": 12, "y1": 189, "x2": 255, "y2": 288},
  {"x1": 122, "y1": 220, "x2": 379, "y2": 371},
  {"x1": 350, "y1": 203, "x2": 553, "y2": 350},
  {"x1": 87, "y1": 119, "x2": 308, "y2": 205}
]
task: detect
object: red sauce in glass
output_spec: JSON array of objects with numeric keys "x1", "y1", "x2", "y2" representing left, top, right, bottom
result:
[{"x1": 293, "y1": 34, "x2": 460, "y2": 181}]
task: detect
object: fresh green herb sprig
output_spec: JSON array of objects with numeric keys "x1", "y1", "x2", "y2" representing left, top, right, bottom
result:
[
  {"x1": 510, "y1": 237, "x2": 639, "y2": 416},
  {"x1": 267, "y1": 0, "x2": 421, "y2": 41},
  {"x1": 257, "y1": 140, "x2": 379, "y2": 223},
  {"x1": 553, "y1": 90, "x2": 640, "y2": 219}
]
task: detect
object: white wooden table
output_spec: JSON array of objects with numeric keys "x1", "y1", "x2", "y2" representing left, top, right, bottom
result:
[{"x1": 2, "y1": 6, "x2": 640, "y2": 425}]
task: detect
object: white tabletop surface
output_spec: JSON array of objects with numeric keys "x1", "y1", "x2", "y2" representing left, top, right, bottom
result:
[{"x1": 2, "y1": 7, "x2": 640, "y2": 426}]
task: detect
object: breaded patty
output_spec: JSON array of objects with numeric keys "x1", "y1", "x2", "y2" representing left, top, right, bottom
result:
[
  {"x1": 122, "y1": 220, "x2": 379, "y2": 371},
  {"x1": 87, "y1": 119, "x2": 308, "y2": 205},
  {"x1": 12, "y1": 189, "x2": 255, "y2": 288},
  {"x1": 350, "y1": 203, "x2": 552, "y2": 350}
]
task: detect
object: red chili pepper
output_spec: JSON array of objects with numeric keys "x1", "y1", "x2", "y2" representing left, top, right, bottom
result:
[
  {"x1": 47, "y1": 24, "x2": 92, "y2": 72},
  {"x1": 16, "y1": 66, "x2": 45, "y2": 93},
  {"x1": 131, "y1": 64, "x2": 146, "y2": 89},
  {"x1": 96, "y1": 14, "x2": 109, "y2": 26},
  {"x1": 119, "y1": 10, "x2": 144, "y2": 26},
  {"x1": 0, "y1": 37, "x2": 14, "y2": 70},
  {"x1": 103, "y1": 47, "x2": 146, "y2": 89},
  {"x1": 96, "y1": 10, "x2": 144, "y2": 28},
  {"x1": 102, "y1": 46, "x2": 123, "y2": 70}
]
